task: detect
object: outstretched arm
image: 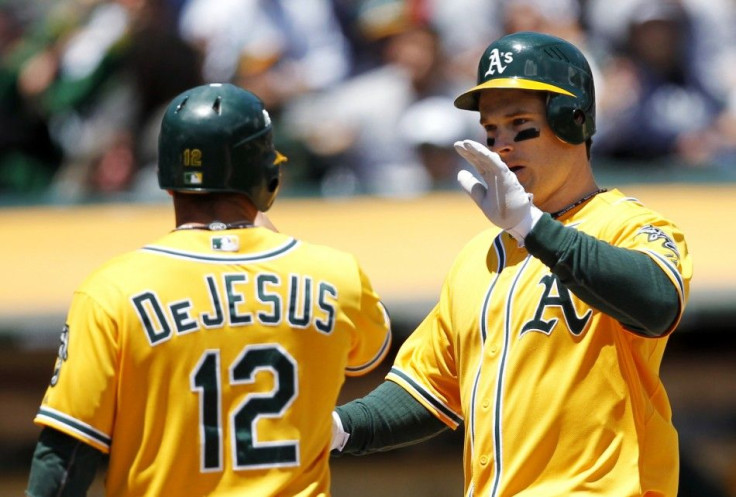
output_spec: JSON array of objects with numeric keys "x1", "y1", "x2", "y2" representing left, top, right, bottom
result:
[{"x1": 333, "y1": 381, "x2": 448, "y2": 455}]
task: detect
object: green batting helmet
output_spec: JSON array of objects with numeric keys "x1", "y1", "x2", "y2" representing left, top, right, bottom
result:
[
  {"x1": 454, "y1": 31, "x2": 596, "y2": 144},
  {"x1": 158, "y1": 83, "x2": 287, "y2": 211}
]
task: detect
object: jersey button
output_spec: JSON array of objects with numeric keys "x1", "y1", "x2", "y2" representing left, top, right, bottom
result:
[
  {"x1": 479, "y1": 455, "x2": 488, "y2": 466},
  {"x1": 482, "y1": 399, "x2": 490, "y2": 409}
]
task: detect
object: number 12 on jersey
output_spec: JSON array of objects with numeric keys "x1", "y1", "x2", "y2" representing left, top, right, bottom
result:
[{"x1": 190, "y1": 344, "x2": 300, "y2": 472}]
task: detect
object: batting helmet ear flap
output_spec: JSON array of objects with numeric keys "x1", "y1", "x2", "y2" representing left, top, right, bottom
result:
[{"x1": 546, "y1": 91, "x2": 596, "y2": 144}]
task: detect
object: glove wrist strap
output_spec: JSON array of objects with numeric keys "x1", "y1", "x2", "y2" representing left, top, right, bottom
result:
[{"x1": 507, "y1": 205, "x2": 543, "y2": 246}]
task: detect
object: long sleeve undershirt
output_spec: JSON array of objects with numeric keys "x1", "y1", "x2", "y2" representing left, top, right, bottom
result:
[
  {"x1": 525, "y1": 213, "x2": 679, "y2": 337},
  {"x1": 335, "y1": 381, "x2": 448, "y2": 455},
  {"x1": 26, "y1": 427, "x2": 103, "y2": 497}
]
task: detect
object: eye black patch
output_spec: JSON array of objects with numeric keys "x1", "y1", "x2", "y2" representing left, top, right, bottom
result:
[
  {"x1": 514, "y1": 128, "x2": 540, "y2": 142},
  {"x1": 486, "y1": 137, "x2": 495, "y2": 147}
]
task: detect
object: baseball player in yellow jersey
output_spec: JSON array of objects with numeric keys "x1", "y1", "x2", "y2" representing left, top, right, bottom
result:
[
  {"x1": 26, "y1": 83, "x2": 392, "y2": 497},
  {"x1": 330, "y1": 31, "x2": 692, "y2": 496}
]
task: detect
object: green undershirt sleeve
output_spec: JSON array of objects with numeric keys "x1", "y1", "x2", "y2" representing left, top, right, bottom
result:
[
  {"x1": 26, "y1": 427, "x2": 104, "y2": 497},
  {"x1": 524, "y1": 213, "x2": 680, "y2": 337},
  {"x1": 335, "y1": 381, "x2": 449, "y2": 455}
]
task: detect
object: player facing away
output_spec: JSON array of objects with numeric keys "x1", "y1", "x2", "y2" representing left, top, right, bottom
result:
[
  {"x1": 26, "y1": 83, "x2": 392, "y2": 497},
  {"x1": 330, "y1": 31, "x2": 692, "y2": 496}
]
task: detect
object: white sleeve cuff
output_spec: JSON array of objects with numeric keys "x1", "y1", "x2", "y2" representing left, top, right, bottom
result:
[
  {"x1": 507, "y1": 205, "x2": 544, "y2": 246},
  {"x1": 330, "y1": 411, "x2": 350, "y2": 452}
]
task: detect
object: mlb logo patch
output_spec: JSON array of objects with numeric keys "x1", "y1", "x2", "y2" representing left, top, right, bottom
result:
[
  {"x1": 211, "y1": 235, "x2": 239, "y2": 252},
  {"x1": 184, "y1": 172, "x2": 203, "y2": 185}
]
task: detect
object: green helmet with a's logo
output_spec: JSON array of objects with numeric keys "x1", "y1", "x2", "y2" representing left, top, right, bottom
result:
[
  {"x1": 158, "y1": 83, "x2": 287, "y2": 211},
  {"x1": 454, "y1": 31, "x2": 595, "y2": 144}
]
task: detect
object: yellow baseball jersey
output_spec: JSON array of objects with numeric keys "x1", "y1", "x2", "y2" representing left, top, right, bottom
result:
[
  {"x1": 35, "y1": 226, "x2": 391, "y2": 497},
  {"x1": 387, "y1": 189, "x2": 691, "y2": 497}
]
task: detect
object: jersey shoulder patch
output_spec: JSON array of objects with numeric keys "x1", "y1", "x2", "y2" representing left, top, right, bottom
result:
[{"x1": 635, "y1": 224, "x2": 680, "y2": 263}]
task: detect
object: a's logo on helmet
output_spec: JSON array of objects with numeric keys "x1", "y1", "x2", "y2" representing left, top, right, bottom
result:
[
  {"x1": 484, "y1": 49, "x2": 514, "y2": 78},
  {"x1": 263, "y1": 110, "x2": 272, "y2": 127}
]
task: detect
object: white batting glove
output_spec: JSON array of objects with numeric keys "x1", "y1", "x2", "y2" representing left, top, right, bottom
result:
[
  {"x1": 454, "y1": 139, "x2": 543, "y2": 245},
  {"x1": 330, "y1": 411, "x2": 350, "y2": 452}
]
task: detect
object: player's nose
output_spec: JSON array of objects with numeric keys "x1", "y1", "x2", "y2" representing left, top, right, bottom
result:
[{"x1": 488, "y1": 131, "x2": 515, "y2": 154}]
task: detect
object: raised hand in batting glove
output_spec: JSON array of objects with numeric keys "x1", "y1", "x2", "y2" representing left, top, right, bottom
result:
[{"x1": 454, "y1": 139, "x2": 543, "y2": 245}]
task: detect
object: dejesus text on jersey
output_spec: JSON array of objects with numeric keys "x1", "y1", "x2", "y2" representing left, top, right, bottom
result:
[{"x1": 130, "y1": 272, "x2": 337, "y2": 345}]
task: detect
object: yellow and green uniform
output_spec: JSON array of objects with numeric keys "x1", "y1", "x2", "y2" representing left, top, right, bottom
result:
[
  {"x1": 340, "y1": 189, "x2": 691, "y2": 497},
  {"x1": 35, "y1": 226, "x2": 391, "y2": 497}
]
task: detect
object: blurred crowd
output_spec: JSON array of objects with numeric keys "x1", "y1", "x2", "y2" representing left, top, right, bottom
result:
[{"x1": 1, "y1": 0, "x2": 735, "y2": 202}]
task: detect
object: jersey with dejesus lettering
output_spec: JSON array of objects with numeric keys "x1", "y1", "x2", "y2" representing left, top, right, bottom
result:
[
  {"x1": 387, "y1": 189, "x2": 691, "y2": 497},
  {"x1": 36, "y1": 226, "x2": 391, "y2": 497}
]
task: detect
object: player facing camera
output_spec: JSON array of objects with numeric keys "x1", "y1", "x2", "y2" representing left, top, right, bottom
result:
[{"x1": 331, "y1": 30, "x2": 691, "y2": 497}]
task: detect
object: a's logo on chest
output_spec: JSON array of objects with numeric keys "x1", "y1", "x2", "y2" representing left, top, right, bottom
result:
[{"x1": 520, "y1": 274, "x2": 592, "y2": 337}]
